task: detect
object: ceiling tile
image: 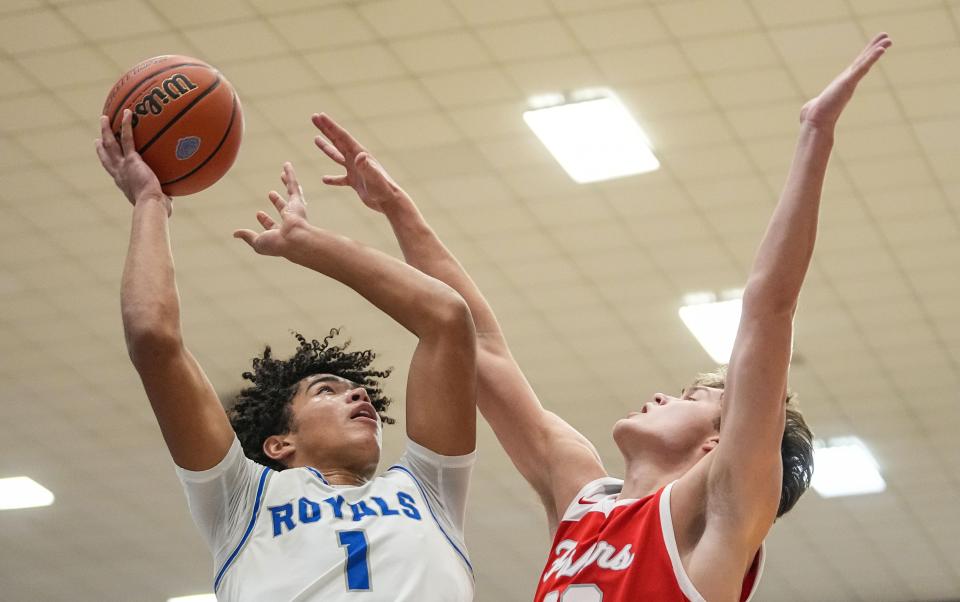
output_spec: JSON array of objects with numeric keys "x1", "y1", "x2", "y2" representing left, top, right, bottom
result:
[
  {"x1": 268, "y1": 6, "x2": 377, "y2": 51},
  {"x1": 0, "y1": 58, "x2": 39, "y2": 97},
  {"x1": 60, "y1": 0, "x2": 167, "y2": 41},
  {"x1": 420, "y1": 66, "x2": 517, "y2": 107},
  {"x1": 594, "y1": 43, "x2": 692, "y2": 85},
  {"x1": 303, "y1": 43, "x2": 404, "y2": 85},
  {"x1": 749, "y1": 0, "x2": 851, "y2": 26},
  {"x1": 703, "y1": 67, "x2": 798, "y2": 107},
  {"x1": 448, "y1": 0, "x2": 552, "y2": 25},
  {"x1": 182, "y1": 20, "x2": 287, "y2": 63},
  {"x1": 505, "y1": 55, "x2": 602, "y2": 96},
  {"x1": 656, "y1": 0, "x2": 759, "y2": 37},
  {"x1": 365, "y1": 111, "x2": 462, "y2": 150},
  {"x1": 16, "y1": 46, "x2": 117, "y2": 89},
  {"x1": 358, "y1": 0, "x2": 462, "y2": 38},
  {"x1": 390, "y1": 30, "x2": 492, "y2": 74},
  {"x1": 564, "y1": 6, "x2": 670, "y2": 51},
  {"x1": 477, "y1": 19, "x2": 580, "y2": 62},
  {"x1": 682, "y1": 32, "x2": 780, "y2": 73},
  {"x1": 0, "y1": 93, "x2": 77, "y2": 132},
  {"x1": 0, "y1": 9, "x2": 82, "y2": 53},
  {"x1": 334, "y1": 79, "x2": 434, "y2": 119}
]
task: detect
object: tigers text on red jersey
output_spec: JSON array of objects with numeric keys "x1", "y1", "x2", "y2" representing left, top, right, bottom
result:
[{"x1": 534, "y1": 478, "x2": 763, "y2": 602}]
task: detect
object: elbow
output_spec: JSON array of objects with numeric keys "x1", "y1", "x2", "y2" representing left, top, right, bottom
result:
[
  {"x1": 742, "y1": 277, "x2": 799, "y2": 319},
  {"x1": 122, "y1": 306, "x2": 183, "y2": 365},
  {"x1": 425, "y1": 284, "x2": 475, "y2": 339}
]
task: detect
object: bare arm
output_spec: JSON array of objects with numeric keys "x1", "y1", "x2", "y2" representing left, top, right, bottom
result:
[
  {"x1": 683, "y1": 34, "x2": 893, "y2": 595},
  {"x1": 97, "y1": 110, "x2": 234, "y2": 471},
  {"x1": 311, "y1": 114, "x2": 606, "y2": 527},
  {"x1": 234, "y1": 163, "x2": 476, "y2": 456}
]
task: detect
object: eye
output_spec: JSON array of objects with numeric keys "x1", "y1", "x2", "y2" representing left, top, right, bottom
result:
[{"x1": 318, "y1": 385, "x2": 334, "y2": 394}]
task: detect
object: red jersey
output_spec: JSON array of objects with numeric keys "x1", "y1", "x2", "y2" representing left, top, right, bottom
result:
[{"x1": 534, "y1": 478, "x2": 764, "y2": 602}]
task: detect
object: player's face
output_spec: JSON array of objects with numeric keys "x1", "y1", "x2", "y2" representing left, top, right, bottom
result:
[
  {"x1": 286, "y1": 373, "x2": 383, "y2": 473},
  {"x1": 613, "y1": 386, "x2": 723, "y2": 461}
]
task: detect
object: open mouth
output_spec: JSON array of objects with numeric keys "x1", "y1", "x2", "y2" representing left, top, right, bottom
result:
[{"x1": 350, "y1": 403, "x2": 378, "y2": 423}]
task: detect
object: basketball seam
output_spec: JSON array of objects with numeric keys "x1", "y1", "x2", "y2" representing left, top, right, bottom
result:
[
  {"x1": 160, "y1": 92, "x2": 239, "y2": 190},
  {"x1": 138, "y1": 75, "x2": 223, "y2": 156},
  {"x1": 107, "y1": 61, "x2": 212, "y2": 124}
]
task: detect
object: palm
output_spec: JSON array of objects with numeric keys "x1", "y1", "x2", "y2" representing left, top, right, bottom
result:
[
  {"x1": 800, "y1": 33, "x2": 892, "y2": 129},
  {"x1": 234, "y1": 162, "x2": 310, "y2": 257}
]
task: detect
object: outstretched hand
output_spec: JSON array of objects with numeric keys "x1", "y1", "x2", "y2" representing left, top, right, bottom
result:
[
  {"x1": 95, "y1": 109, "x2": 170, "y2": 213},
  {"x1": 234, "y1": 162, "x2": 310, "y2": 257},
  {"x1": 312, "y1": 113, "x2": 405, "y2": 214},
  {"x1": 800, "y1": 32, "x2": 892, "y2": 130}
]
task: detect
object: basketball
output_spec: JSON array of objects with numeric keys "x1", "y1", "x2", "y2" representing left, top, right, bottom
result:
[{"x1": 102, "y1": 55, "x2": 243, "y2": 197}]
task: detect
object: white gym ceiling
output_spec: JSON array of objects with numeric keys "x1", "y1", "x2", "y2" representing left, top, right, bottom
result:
[{"x1": 1, "y1": 0, "x2": 959, "y2": 600}]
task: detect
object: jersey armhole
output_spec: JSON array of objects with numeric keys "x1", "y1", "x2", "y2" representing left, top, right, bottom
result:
[
  {"x1": 560, "y1": 476, "x2": 623, "y2": 521},
  {"x1": 658, "y1": 482, "x2": 766, "y2": 602}
]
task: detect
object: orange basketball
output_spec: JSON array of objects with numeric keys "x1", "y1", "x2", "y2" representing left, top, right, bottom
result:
[{"x1": 102, "y1": 55, "x2": 243, "y2": 197}]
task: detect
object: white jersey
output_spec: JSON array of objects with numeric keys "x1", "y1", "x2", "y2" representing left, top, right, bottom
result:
[{"x1": 176, "y1": 437, "x2": 475, "y2": 601}]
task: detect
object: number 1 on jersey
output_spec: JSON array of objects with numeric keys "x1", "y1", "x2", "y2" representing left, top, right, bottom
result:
[{"x1": 337, "y1": 530, "x2": 371, "y2": 591}]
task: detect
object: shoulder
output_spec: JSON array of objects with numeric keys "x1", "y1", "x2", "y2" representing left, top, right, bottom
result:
[{"x1": 557, "y1": 476, "x2": 624, "y2": 522}]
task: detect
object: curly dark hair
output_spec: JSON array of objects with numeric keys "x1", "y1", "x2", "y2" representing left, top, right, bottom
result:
[
  {"x1": 228, "y1": 329, "x2": 393, "y2": 471},
  {"x1": 690, "y1": 367, "x2": 814, "y2": 518}
]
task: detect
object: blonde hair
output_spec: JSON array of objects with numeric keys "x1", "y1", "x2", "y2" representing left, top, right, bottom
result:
[{"x1": 687, "y1": 366, "x2": 813, "y2": 518}]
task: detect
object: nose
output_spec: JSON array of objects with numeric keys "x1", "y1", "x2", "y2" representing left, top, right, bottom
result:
[
  {"x1": 653, "y1": 393, "x2": 668, "y2": 405},
  {"x1": 350, "y1": 386, "x2": 370, "y2": 403}
]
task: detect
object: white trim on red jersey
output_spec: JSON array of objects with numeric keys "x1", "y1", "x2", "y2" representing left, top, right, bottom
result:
[{"x1": 659, "y1": 480, "x2": 766, "y2": 602}]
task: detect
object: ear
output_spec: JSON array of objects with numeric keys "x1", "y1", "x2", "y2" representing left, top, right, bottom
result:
[
  {"x1": 263, "y1": 433, "x2": 296, "y2": 465},
  {"x1": 702, "y1": 435, "x2": 720, "y2": 454}
]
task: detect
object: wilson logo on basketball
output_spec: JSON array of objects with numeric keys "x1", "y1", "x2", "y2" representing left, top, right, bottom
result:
[{"x1": 131, "y1": 73, "x2": 199, "y2": 127}]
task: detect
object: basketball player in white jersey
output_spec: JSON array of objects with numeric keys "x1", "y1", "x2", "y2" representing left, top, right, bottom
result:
[
  {"x1": 312, "y1": 34, "x2": 891, "y2": 600},
  {"x1": 96, "y1": 109, "x2": 478, "y2": 601}
]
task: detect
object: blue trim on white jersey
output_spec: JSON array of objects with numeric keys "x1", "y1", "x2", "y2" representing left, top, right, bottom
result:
[
  {"x1": 214, "y1": 466, "x2": 271, "y2": 592},
  {"x1": 388, "y1": 465, "x2": 473, "y2": 575},
  {"x1": 305, "y1": 466, "x2": 330, "y2": 486}
]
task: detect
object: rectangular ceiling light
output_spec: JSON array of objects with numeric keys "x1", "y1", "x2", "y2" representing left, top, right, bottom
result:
[
  {"x1": 678, "y1": 292, "x2": 742, "y2": 364},
  {"x1": 0, "y1": 476, "x2": 54, "y2": 510},
  {"x1": 811, "y1": 437, "x2": 886, "y2": 498},
  {"x1": 168, "y1": 595, "x2": 216, "y2": 602},
  {"x1": 523, "y1": 93, "x2": 659, "y2": 183}
]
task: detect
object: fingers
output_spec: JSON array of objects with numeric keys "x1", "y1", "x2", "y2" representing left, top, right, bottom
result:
[
  {"x1": 98, "y1": 115, "x2": 121, "y2": 161},
  {"x1": 322, "y1": 174, "x2": 350, "y2": 186},
  {"x1": 314, "y1": 135, "x2": 346, "y2": 165},
  {"x1": 233, "y1": 229, "x2": 257, "y2": 247},
  {"x1": 268, "y1": 190, "x2": 287, "y2": 213},
  {"x1": 279, "y1": 162, "x2": 303, "y2": 200},
  {"x1": 867, "y1": 32, "x2": 891, "y2": 49},
  {"x1": 256, "y1": 210, "x2": 276, "y2": 230},
  {"x1": 853, "y1": 33, "x2": 892, "y2": 76},
  {"x1": 119, "y1": 109, "x2": 135, "y2": 156},
  {"x1": 312, "y1": 112, "x2": 364, "y2": 156},
  {"x1": 94, "y1": 139, "x2": 114, "y2": 172}
]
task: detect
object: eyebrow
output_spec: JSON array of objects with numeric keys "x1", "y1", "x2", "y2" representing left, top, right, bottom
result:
[
  {"x1": 685, "y1": 386, "x2": 723, "y2": 400},
  {"x1": 307, "y1": 375, "x2": 362, "y2": 392}
]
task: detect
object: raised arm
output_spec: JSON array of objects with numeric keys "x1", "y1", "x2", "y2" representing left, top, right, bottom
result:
[
  {"x1": 97, "y1": 110, "x2": 234, "y2": 471},
  {"x1": 311, "y1": 114, "x2": 606, "y2": 528},
  {"x1": 234, "y1": 162, "x2": 476, "y2": 456},
  {"x1": 694, "y1": 33, "x2": 892, "y2": 567}
]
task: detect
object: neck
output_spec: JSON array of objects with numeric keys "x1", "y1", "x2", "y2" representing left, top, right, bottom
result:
[
  {"x1": 317, "y1": 467, "x2": 370, "y2": 486},
  {"x1": 617, "y1": 452, "x2": 696, "y2": 501},
  {"x1": 288, "y1": 452, "x2": 376, "y2": 486}
]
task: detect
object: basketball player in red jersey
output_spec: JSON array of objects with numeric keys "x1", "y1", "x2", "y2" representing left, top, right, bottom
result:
[{"x1": 312, "y1": 33, "x2": 892, "y2": 601}]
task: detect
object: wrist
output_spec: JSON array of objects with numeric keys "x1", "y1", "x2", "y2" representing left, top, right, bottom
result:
[
  {"x1": 280, "y1": 219, "x2": 328, "y2": 262},
  {"x1": 798, "y1": 120, "x2": 836, "y2": 140},
  {"x1": 133, "y1": 191, "x2": 172, "y2": 216},
  {"x1": 381, "y1": 191, "x2": 419, "y2": 222}
]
